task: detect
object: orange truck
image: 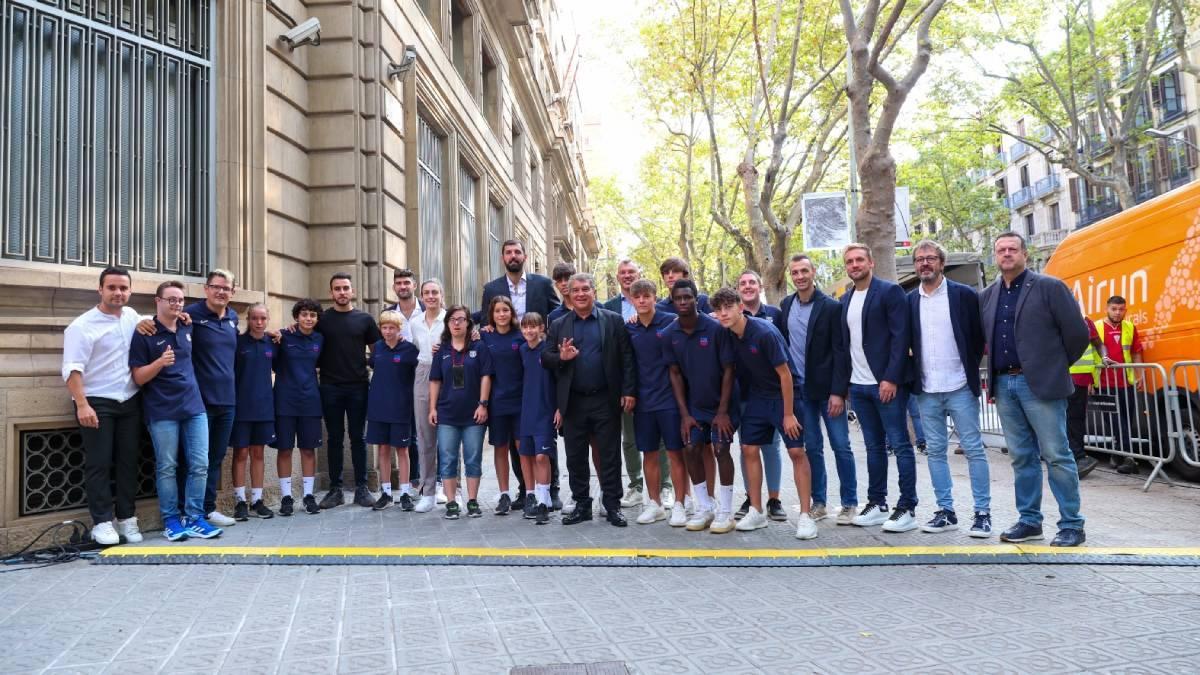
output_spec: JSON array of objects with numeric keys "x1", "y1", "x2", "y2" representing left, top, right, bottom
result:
[{"x1": 1044, "y1": 180, "x2": 1200, "y2": 480}]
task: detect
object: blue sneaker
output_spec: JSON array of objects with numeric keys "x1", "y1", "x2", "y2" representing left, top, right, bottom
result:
[
  {"x1": 999, "y1": 521, "x2": 1043, "y2": 543},
  {"x1": 162, "y1": 516, "x2": 189, "y2": 542},
  {"x1": 184, "y1": 516, "x2": 223, "y2": 539},
  {"x1": 1050, "y1": 528, "x2": 1086, "y2": 547}
]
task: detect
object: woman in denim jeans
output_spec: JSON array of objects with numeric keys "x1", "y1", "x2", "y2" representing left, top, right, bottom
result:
[{"x1": 428, "y1": 305, "x2": 494, "y2": 519}]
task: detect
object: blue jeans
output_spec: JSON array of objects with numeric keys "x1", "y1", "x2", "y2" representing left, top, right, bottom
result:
[
  {"x1": 149, "y1": 414, "x2": 209, "y2": 520},
  {"x1": 320, "y1": 383, "x2": 369, "y2": 488},
  {"x1": 437, "y1": 424, "x2": 485, "y2": 479},
  {"x1": 907, "y1": 396, "x2": 925, "y2": 446},
  {"x1": 994, "y1": 374, "x2": 1084, "y2": 530},
  {"x1": 849, "y1": 383, "x2": 918, "y2": 510},
  {"x1": 738, "y1": 400, "x2": 782, "y2": 494},
  {"x1": 917, "y1": 387, "x2": 990, "y2": 514},
  {"x1": 801, "y1": 397, "x2": 857, "y2": 508}
]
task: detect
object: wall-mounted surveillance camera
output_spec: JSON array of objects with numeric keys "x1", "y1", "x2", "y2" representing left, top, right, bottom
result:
[
  {"x1": 280, "y1": 17, "x2": 321, "y2": 50},
  {"x1": 388, "y1": 45, "x2": 419, "y2": 80}
]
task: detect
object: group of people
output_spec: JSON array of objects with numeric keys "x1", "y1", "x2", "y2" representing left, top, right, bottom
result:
[{"x1": 64, "y1": 231, "x2": 1117, "y2": 547}]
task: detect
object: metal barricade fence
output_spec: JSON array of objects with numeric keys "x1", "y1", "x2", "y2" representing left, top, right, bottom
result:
[
  {"x1": 977, "y1": 367, "x2": 1004, "y2": 436},
  {"x1": 1085, "y1": 363, "x2": 1174, "y2": 491},
  {"x1": 1169, "y1": 361, "x2": 1200, "y2": 469}
]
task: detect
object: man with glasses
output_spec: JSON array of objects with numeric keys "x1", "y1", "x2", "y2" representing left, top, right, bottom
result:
[
  {"x1": 136, "y1": 269, "x2": 241, "y2": 528},
  {"x1": 129, "y1": 281, "x2": 222, "y2": 540}
]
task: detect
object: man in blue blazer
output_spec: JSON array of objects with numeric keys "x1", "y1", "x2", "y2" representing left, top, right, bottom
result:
[
  {"x1": 981, "y1": 232, "x2": 1088, "y2": 547},
  {"x1": 907, "y1": 240, "x2": 992, "y2": 538},
  {"x1": 780, "y1": 254, "x2": 856, "y2": 525},
  {"x1": 478, "y1": 239, "x2": 560, "y2": 322},
  {"x1": 839, "y1": 243, "x2": 916, "y2": 532}
]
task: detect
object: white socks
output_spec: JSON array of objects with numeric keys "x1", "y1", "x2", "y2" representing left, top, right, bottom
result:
[
  {"x1": 234, "y1": 486, "x2": 247, "y2": 502},
  {"x1": 302, "y1": 476, "x2": 315, "y2": 497},
  {"x1": 279, "y1": 478, "x2": 292, "y2": 498},
  {"x1": 400, "y1": 484, "x2": 413, "y2": 496},
  {"x1": 718, "y1": 484, "x2": 734, "y2": 513},
  {"x1": 382, "y1": 482, "x2": 393, "y2": 496},
  {"x1": 251, "y1": 487, "x2": 263, "y2": 503},
  {"x1": 694, "y1": 482, "x2": 711, "y2": 511},
  {"x1": 535, "y1": 484, "x2": 551, "y2": 506}
]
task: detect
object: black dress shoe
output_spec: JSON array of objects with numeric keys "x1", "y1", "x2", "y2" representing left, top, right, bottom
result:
[
  {"x1": 605, "y1": 509, "x2": 628, "y2": 527},
  {"x1": 563, "y1": 505, "x2": 593, "y2": 525},
  {"x1": 551, "y1": 490, "x2": 563, "y2": 511}
]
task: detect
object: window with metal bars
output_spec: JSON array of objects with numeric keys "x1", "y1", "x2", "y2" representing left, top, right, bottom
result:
[
  {"x1": 458, "y1": 163, "x2": 479, "y2": 306},
  {"x1": 0, "y1": 0, "x2": 213, "y2": 275},
  {"x1": 417, "y1": 116, "x2": 445, "y2": 284}
]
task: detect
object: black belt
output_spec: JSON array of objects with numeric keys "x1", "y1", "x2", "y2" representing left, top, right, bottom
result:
[
  {"x1": 1001, "y1": 367, "x2": 1023, "y2": 375},
  {"x1": 572, "y1": 387, "x2": 607, "y2": 396}
]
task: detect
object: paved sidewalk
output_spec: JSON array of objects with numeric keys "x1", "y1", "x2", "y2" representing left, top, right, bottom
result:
[{"x1": 116, "y1": 431, "x2": 1200, "y2": 553}]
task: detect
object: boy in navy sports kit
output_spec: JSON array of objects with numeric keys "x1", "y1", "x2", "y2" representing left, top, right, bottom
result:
[
  {"x1": 367, "y1": 311, "x2": 420, "y2": 511},
  {"x1": 129, "y1": 281, "x2": 221, "y2": 541},
  {"x1": 664, "y1": 279, "x2": 740, "y2": 533},
  {"x1": 274, "y1": 299, "x2": 325, "y2": 516},
  {"x1": 231, "y1": 303, "x2": 277, "y2": 520},
  {"x1": 518, "y1": 312, "x2": 559, "y2": 524},
  {"x1": 625, "y1": 280, "x2": 689, "y2": 526},
  {"x1": 711, "y1": 288, "x2": 818, "y2": 539}
]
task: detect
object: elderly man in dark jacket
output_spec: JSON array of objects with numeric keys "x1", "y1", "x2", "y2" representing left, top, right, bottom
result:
[{"x1": 981, "y1": 232, "x2": 1089, "y2": 548}]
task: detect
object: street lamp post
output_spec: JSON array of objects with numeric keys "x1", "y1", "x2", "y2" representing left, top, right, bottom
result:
[{"x1": 1146, "y1": 127, "x2": 1200, "y2": 152}]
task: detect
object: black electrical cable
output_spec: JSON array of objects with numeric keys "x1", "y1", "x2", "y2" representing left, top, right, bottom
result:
[{"x1": 0, "y1": 520, "x2": 101, "y2": 573}]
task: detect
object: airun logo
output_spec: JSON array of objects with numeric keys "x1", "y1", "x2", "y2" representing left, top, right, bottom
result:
[{"x1": 1071, "y1": 270, "x2": 1148, "y2": 315}]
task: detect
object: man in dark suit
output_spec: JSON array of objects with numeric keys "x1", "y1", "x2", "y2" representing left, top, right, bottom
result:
[
  {"x1": 479, "y1": 239, "x2": 560, "y2": 322},
  {"x1": 981, "y1": 232, "x2": 1088, "y2": 547},
  {"x1": 780, "y1": 254, "x2": 855, "y2": 525},
  {"x1": 907, "y1": 240, "x2": 992, "y2": 538},
  {"x1": 543, "y1": 273, "x2": 638, "y2": 526},
  {"x1": 840, "y1": 243, "x2": 916, "y2": 533}
]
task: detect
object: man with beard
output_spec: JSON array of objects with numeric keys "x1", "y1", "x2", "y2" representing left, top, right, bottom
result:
[{"x1": 480, "y1": 239, "x2": 560, "y2": 322}]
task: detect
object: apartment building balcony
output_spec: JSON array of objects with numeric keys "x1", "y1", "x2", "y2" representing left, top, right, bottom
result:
[
  {"x1": 993, "y1": 150, "x2": 1006, "y2": 165},
  {"x1": 1010, "y1": 141, "x2": 1030, "y2": 161},
  {"x1": 1031, "y1": 228, "x2": 1069, "y2": 249},
  {"x1": 1079, "y1": 198, "x2": 1121, "y2": 226},
  {"x1": 967, "y1": 167, "x2": 991, "y2": 183},
  {"x1": 1034, "y1": 173, "x2": 1061, "y2": 199},
  {"x1": 1007, "y1": 186, "x2": 1034, "y2": 210}
]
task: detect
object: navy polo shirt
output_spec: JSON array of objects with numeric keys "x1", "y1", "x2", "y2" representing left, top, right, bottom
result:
[
  {"x1": 519, "y1": 341, "x2": 557, "y2": 437},
  {"x1": 274, "y1": 330, "x2": 324, "y2": 417},
  {"x1": 658, "y1": 293, "x2": 712, "y2": 315},
  {"x1": 744, "y1": 304, "x2": 783, "y2": 332},
  {"x1": 430, "y1": 340, "x2": 494, "y2": 426},
  {"x1": 480, "y1": 329, "x2": 526, "y2": 416},
  {"x1": 729, "y1": 316, "x2": 799, "y2": 401},
  {"x1": 184, "y1": 301, "x2": 239, "y2": 407},
  {"x1": 570, "y1": 311, "x2": 605, "y2": 394},
  {"x1": 234, "y1": 333, "x2": 276, "y2": 422},
  {"x1": 992, "y1": 270, "x2": 1027, "y2": 373},
  {"x1": 663, "y1": 314, "x2": 737, "y2": 417},
  {"x1": 626, "y1": 310, "x2": 677, "y2": 413},
  {"x1": 368, "y1": 339, "x2": 419, "y2": 423},
  {"x1": 129, "y1": 318, "x2": 206, "y2": 423},
  {"x1": 547, "y1": 305, "x2": 571, "y2": 326}
]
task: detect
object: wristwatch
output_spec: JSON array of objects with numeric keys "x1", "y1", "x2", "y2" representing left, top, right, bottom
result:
[{"x1": 478, "y1": 399, "x2": 489, "y2": 407}]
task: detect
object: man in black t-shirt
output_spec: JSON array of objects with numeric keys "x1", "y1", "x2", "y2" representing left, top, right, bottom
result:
[{"x1": 317, "y1": 273, "x2": 383, "y2": 509}]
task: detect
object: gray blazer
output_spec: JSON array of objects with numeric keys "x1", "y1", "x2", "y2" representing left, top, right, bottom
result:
[{"x1": 980, "y1": 270, "x2": 1088, "y2": 400}]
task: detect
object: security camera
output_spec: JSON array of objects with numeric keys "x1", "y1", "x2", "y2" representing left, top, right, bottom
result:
[
  {"x1": 388, "y1": 45, "x2": 418, "y2": 80},
  {"x1": 280, "y1": 17, "x2": 321, "y2": 49}
]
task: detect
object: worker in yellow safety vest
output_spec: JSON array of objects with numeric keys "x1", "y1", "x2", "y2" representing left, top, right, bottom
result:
[
  {"x1": 1066, "y1": 316, "x2": 1107, "y2": 478},
  {"x1": 1097, "y1": 295, "x2": 1144, "y2": 474}
]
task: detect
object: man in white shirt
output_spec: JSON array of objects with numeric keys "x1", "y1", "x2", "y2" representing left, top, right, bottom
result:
[
  {"x1": 409, "y1": 278, "x2": 447, "y2": 512},
  {"x1": 907, "y1": 240, "x2": 992, "y2": 538},
  {"x1": 62, "y1": 267, "x2": 145, "y2": 546}
]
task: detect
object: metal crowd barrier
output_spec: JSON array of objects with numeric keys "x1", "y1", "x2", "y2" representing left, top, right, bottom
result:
[{"x1": 975, "y1": 363, "x2": 1196, "y2": 492}]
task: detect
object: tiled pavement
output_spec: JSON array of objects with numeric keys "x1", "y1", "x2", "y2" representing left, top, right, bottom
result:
[{"x1": 3, "y1": 431, "x2": 1200, "y2": 674}]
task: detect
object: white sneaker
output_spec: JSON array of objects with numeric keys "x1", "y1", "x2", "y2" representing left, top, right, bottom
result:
[
  {"x1": 709, "y1": 512, "x2": 736, "y2": 534},
  {"x1": 881, "y1": 508, "x2": 918, "y2": 533},
  {"x1": 735, "y1": 507, "x2": 768, "y2": 531},
  {"x1": 636, "y1": 503, "x2": 667, "y2": 524},
  {"x1": 682, "y1": 494, "x2": 693, "y2": 514},
  {"x1": 669, "y1": 502, "x2": 688, "y2": 527},
  {"x1": 851, "y1": 503, "x2": 890, "y2": 527},
  {"x1": 620, "y1": 487, "x2": 643, "y2": 508},
  {"x1": 794, "y1": 513, "x2": 818, "y2": 540},
  {"x1": 116, "y1": 517, "x2": 143, "y2": 543},
  {"x1": 436, "y1": 485, "x2": 447, "y2": 504},
  {"x1": 661, "y1": 487, "x2": 675, "y2": 507},
  {"x1": 91, "y1": 522, "x2": 119, "y2": 546},
  {"x1": 207, "y1": 510, "x2": 236, "y2": 527},
  {"x1": 686, "y1": 509, "x2": 715, "y2": 531},
  {"x1": 835, "y1": 506, "x2": 856, "y2": 526},
  {"x1": 414, "y1": 495, "x2": 436, "y2": 513}
]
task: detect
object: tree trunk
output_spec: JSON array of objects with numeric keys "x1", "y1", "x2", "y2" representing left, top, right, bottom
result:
[{"x1": 857, "y1": 150, "x2": 898, "y2": 281}]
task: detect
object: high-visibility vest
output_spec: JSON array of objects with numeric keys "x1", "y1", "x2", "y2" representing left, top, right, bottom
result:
[
  {"x1": 1095, "y1": 319, "x2": 1136, "y2": 385},
  {"x1": 1069, "y1": 339, "x2": 1101, "y2": 386}
]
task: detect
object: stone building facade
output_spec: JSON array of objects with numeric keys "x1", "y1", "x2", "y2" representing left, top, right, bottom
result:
[{"x1": 0, "y1": 0, "x2": 598, "y2": 547}]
